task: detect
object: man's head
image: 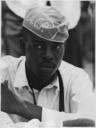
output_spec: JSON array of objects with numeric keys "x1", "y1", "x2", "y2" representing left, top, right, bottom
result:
[{"x1": 22, "y1": 6, "x2": 69, "y2": 82}]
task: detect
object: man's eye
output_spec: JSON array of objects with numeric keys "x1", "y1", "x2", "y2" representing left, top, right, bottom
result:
[
  {"x1": 54, "y1": 45, "x2": 61, "y2": 50},
  {"x1": 35, "y1": 44, "x2": 43, "y2": 49},
  {"x1": 37, "y1": 45, "x2": 42, "y2": 49},
  {"x1": 56, "y1": 45, "x2": 61, "y2": 49}
]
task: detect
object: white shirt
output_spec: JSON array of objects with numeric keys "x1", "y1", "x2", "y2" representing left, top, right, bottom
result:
[{"x1": 0, "y1": 56, "x2": 95, "y2": 126}]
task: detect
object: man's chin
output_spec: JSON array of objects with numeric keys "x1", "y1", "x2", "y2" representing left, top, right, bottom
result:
[
  {"x1": 38, "y1": 73, "x2": 56, "y2": 86},
  {"x1": 39, "y1": 72, "x2": 52, "y2": 79},
  {"x1": 38, "y1": 70, "x2": 55, "y2": 80}
]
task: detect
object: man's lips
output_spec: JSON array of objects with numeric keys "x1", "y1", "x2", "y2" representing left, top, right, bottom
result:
[{"x1": 40, "y1": 63, "x2": 55, "y2": 71}]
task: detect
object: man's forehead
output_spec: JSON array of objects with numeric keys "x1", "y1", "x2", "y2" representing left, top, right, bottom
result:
[{"x1": 29, "y1": 31, "x2": 64, "y2": 45}]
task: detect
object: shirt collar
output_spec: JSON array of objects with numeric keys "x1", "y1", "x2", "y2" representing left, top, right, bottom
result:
[
  {"x1": 14, "y1": 57, "x2": 60, "y2": 91},
  {"x1": 44, "y1": 75, "x2": 60, "y2": 91}
]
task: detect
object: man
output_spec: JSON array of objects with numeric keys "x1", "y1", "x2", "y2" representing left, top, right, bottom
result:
[{"x1": 1, "y1": 5, "x2": 95, "y2": 127}]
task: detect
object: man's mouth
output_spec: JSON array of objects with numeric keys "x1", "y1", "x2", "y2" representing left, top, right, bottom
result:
[{"x1": 40, "y1": 63, "x2": 55, "y2": 72}]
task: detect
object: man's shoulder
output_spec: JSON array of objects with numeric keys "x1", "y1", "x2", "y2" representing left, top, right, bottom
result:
[
  {"x1": 59, "y1": 60, "x2": 93, "y2": 91},
  {"x1": 59, "y1": 60, "x2": 87, "y2": 80},
  {"x1": 1, "y1": 55, "x2": 25, "y2": 68},
  {"x1": 0, "y1": 56, "x2": 25, "y2": 82},
  {"x1": 59, "y1": 60, "x2": 84, "y2": 73}
]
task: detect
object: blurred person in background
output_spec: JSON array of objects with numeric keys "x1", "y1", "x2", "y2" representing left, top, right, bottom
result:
[
  {"x1": 64, "y1": 1, "x2": 95, "y2": 89},
  {"x1": 1, "y1": 0, "x2": 24, "y2": 57},
  {"x1": 80, "y1": 1, "x2": 95, "y2": 88}
]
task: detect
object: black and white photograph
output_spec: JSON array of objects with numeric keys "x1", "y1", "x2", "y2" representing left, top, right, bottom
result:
[{"x1": 0, "y1": 0, "x2": 96, "y2": 127}]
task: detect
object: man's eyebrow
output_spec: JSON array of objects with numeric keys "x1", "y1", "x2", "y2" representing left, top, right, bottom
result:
[
  {"x1": 32, "y1": 39, "x2": 45, "y2": 44},
  {"x1": 52, "y1": 42, "x2": 64, "y2": 46}
]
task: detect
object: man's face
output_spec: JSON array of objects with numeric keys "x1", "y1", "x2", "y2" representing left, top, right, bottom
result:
[{"x1": 26, "y1": 33, "x2": 65, "y2": 80}]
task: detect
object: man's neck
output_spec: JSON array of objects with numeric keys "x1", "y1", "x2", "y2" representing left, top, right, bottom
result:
[{"x1": 25, "y1": 65, "x2": 57, "y2": 91}]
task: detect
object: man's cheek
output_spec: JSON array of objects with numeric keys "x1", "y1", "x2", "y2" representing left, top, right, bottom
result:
[{"x1": 55, "y1": 55, "x2": 63, "y2": 63}]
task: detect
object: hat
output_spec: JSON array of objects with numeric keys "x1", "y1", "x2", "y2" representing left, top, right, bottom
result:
[{"x1": 23, "y1": 6, "x2": 69, "y2": 43}]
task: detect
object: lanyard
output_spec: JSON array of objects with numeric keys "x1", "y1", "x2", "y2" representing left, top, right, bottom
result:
[
  {"x1": 57, "y1": 70, "x2": 65, "y2": 112},
  {"x1": 31, "y1": 70, "x2": 65, "y2": 112}
]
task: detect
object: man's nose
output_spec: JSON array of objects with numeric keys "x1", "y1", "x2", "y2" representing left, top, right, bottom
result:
[{"x1": 43, "y1": 47, "x2": 54, "y2": 61}]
